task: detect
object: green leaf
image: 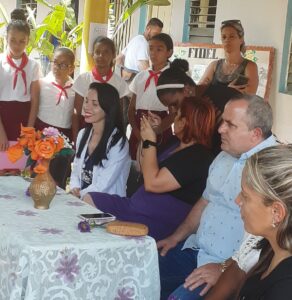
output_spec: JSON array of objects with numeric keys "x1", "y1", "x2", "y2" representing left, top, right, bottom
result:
[
  {"x1": 145, "y1": 0, "x2": 170, "y2": 5},
  {"x1": 35, "y1": 0, "x2": 54, "y2": 10},
  {"x1": 26, "y1": 5, "x2": 37, "y2": 29},
  {"x1": 0, "y1": 3, "x2": 9, "y2": 24},
  {"x1": 64, "y1": 6, "x2": 77, "y2": 29},
  {"x1": 39, "y1": 38, "x2": 55, "y2": 56},
  {"x1": 122, "y1": 0, "x2": 145, "y2": 21},
  {"x1": 67, "y1": 22, "x2": 83, "y2": 37},
  {"x1": 42, "y1": 6, "x2": 66, "y2": 33},
  {"x1": 58, "y1": 148, "x2": 75, "y2": 157},
  {"x1": 25, "y1": 156, "x2": 34, "y2": 168},
  {"x1": 61, "y1": 0, "x2": 72, "y2": 6}
]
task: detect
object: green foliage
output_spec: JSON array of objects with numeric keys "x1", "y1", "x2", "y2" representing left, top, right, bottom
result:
[
  {"x1": 58, "y1": 148, "x2": 75, "y2": 157},
  {"x1": 26, "y1": 0, "x2": 83, "y2": 59},
  {"x1": 0, "y1": 0, "x2": 83, "y2": 59}
]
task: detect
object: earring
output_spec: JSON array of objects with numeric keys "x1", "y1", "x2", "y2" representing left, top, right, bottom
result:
[{"x1": 272, "y1": 218, "x2": 279, "y2": 228}]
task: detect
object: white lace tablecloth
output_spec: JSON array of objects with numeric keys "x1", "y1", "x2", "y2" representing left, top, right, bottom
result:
[{"x1": 0, "y1": 176, "x2": 160, "y2": 300}]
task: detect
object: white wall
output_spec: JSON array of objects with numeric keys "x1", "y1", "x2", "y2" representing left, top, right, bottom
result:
[
  {"x1": 0, "y1": 0, "x2": 16, "y2": 36},
  {"x1": 0, "y1": 0, "x2": 17, "y2": 22},
  {"x1": 214, "y1": 0, "x2": 292, "y2": 141},
  {"x1": 169, "y1": 0, "x2": 186, "y2": 42}
]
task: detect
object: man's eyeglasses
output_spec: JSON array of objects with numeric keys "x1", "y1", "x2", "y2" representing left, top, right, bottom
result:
[
  {"x1": 51, "y1": 61, "x2": 71, "y2": 70},
  {"x1": 221, "y1": 19, "x2": 242, "y2": 26}
]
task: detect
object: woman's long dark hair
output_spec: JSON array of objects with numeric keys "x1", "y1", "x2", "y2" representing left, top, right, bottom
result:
[{"x1": 76, "y1": 82, "x2": 126, "y2": 166}]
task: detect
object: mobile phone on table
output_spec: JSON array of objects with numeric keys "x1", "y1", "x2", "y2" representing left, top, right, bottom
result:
[
  {"x1": 79, "y1": 213, "x2": 116, "y2": 225},
  {"x1": 233, "y1": 74, "x2": 249, "y2": 86}
]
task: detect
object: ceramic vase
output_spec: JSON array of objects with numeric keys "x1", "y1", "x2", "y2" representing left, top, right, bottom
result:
[{"x1": 29, "y1": 160, "x2": 56, "y2": 209}]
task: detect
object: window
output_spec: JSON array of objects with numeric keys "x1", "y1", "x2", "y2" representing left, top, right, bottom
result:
[
  {"x1": 186, "y1": 0, "x2": 217, "y2": 43},
  {"x1": 279, "y1": 0, "x2": 292, "y2": 94},
  {"x1": 17, "y1": 0, "x2": 37, "y2": 15},
  {"x1": 287, "y1": 35, "x2": 292, "y2": 93},
  {"x1": 108, "y1": 0, "x2": 133, "y2": 53}
]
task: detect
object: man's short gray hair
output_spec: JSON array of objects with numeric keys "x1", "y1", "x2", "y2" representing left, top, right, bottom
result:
[{"x1": 229, "y1": 94, "x2": 273, "y2": 138}]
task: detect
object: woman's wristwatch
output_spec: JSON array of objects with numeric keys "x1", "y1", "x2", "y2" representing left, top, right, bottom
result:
[{"x1": 142, "y1": 139, "x2": 157, "y2": 149}]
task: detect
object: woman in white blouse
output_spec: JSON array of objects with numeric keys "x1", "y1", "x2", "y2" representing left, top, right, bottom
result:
[{"x1": 69, "y1": 82, "x2": 131, "y2": 199}]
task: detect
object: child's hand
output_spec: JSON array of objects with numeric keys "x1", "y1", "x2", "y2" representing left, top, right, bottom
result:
[
  {"x1": 147, "y1": 111, "x2": 162, "y2": 132},
  {"x1": 0, "y1": 129, "x2": 9, "y2": 151},
  {"x1": 140, "y1": 116, "x2": 156, "y2": 142},
  {"x1": 70, "y1": 188, "x2": 81, "y2": 198}
]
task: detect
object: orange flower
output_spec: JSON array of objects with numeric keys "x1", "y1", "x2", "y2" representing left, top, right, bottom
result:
[
  {"x1": 18, "y1": 136, "x2": 29, "y2": 147},
  {"x1": 36, "y1": 130, "x2": 42, "y2": 140},
  {"x1": 34, "y1": 139, "x2": 56, "y2": 159},
  {"x1": 30, "y1": 148, "x2": 40, "y2": 161},
  {"x1": 20, "y1": 125, "x2": 36, "y2": 139},
  {"x1": 6, "y1": 143, "x2": 24, "y2": 163},
  {"x1": 33, "y1": 162, "x2": 48, "y2": 174},
  {"x1": 55, "y1": 136, "x2": 64, "y2": 152}
]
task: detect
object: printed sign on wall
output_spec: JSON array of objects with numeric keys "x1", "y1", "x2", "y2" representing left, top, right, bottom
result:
[{"x1": 173, "y1": 44, "x2": 275, "y2": 100}]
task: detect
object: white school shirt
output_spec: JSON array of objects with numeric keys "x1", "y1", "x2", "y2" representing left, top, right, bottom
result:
[
  {"x1": 38, "y1": 72, "x2": 75, "y2": 129},
  {"x1": 122, "y1": 35, "x2": 149, "y2": 72},
  {"x1": 0, "y1": 53, "x2": 41, "y2": 101},
  {"x1": 72, "y1": 71, "x2": 129, "y2": 98},
  {"x1": 70, "y1": 128, "x2": 131, "y2": 198},
  {"x1": 129, "y1": 65, "x2": 169, "y2": 111}
]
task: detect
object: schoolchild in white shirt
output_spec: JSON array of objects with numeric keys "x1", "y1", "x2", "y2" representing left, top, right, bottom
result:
[
  {"x1": 70, "y1": 82, "x2": 131, "y2": 199},
  {"x1": 128, "y1": 33, "x2": 174, "y2": 159},
  {"x1": 72, "y1": 36, "x2": 129, "y2": 143},
  {"x1": 35, "y1": 47, "x2": 75, "y2": 140},
  {"x1": 0, "y1": 9, "x2": 40, "y2": 152}
]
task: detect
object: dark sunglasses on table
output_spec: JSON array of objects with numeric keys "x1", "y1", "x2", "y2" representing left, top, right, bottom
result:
[
  {"x1": 221, "y1": 19, "x2": 242, "y2": 26},
  {"x1": 51, "y1": 61, "x2": 71, "y2": 70}
]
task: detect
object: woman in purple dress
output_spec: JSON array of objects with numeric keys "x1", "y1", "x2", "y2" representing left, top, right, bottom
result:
[{"x1": 83, "y1": 97, "x2": 215, "y2": 240}]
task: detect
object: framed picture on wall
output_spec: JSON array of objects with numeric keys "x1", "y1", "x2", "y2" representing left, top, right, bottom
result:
[{"x1": 173, "y1": 43, "x2": 275, "y2": 100}]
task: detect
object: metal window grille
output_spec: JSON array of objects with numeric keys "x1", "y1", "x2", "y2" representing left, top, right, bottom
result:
[
  {"x1": 189, "y1": 0, "x2": 217, "y2": 43},
  {"x1": 17, "y1": 0, "x2": 37, "y2": 16},
  {"x1": 109, "y1": 0, "x2": 132, "y2": 54},
  {"x1": 286, "y1": 31, "x2": 292, "y2": 93}
]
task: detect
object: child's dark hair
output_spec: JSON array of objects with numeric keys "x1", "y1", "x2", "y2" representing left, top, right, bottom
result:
[
  {"x1": 150, "y1": 33, "x2": 173, "y2": 51},
  {"x1": 157, "y1": 64, "x2": 196, "y2": 98},
  {"x1": 7, "y1": 8, "x2": 30, "y2": 37},
  {"x1": 92, "y1": 36, "x2": 116, "y2": 66},
  {"x1": 146, "y1": 18, "x2": 163, "y2": 29},
  {"x1": 76, "y1": 83, "x2": 126, "y2": 167},
  {"x1": 54, "y1": 47, "x2": 75, "y2": 65},
  {"x1": 171, "y1": 58, "x2": 189, "y2": 73}
]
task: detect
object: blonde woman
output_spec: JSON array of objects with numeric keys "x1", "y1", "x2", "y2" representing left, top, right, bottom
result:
[{"x1": 236, "y1": 145, "x2": 292, "y2": 299}]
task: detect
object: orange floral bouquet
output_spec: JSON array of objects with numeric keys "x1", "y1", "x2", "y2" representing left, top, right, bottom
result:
[{"x1": 6, "y1": 125, "x2": 74, "y2": 174}]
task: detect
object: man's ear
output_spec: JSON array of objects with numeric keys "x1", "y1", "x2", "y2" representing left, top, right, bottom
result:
[
  {"x1": 252, "y1": 127, "x2": 263, "y2": 141},
  {"x1": 168, "y1": 49, "x2": 173, "y2": 59}
]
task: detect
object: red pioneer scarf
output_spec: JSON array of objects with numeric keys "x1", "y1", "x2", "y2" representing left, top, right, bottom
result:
[
  {"x1": 52, "y1": 82, "x2": 73, "y2": 105},
  {"x1": 6, "y1": 53, "x2": 29, "y2": 95},
  {"x1": 92, "y1": 67, "x2": 113, "y2": 83},
  {"x1": 144, "y1": 70, "x2": 161, "y2": 91}
]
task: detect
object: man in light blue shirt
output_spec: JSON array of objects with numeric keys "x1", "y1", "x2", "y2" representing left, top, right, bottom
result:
[{"x1": 158, "y1": 94, "x2": 277, "y2": 300}]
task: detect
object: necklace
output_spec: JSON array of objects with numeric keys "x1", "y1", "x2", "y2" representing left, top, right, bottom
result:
[{"x1": 224, "y1": 59, "x2": 240, "y2": 75}]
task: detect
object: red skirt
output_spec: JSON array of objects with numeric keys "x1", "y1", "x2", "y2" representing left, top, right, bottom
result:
[
  {"x1": 129, "y1": 109, "x2": 173, "y2": 160},
  {"x1": 35, "y1": 118, "x2": 72, "y2": 141},
  {"x1": 0, "y1": 101, "x2": 30, "y2": 140}
]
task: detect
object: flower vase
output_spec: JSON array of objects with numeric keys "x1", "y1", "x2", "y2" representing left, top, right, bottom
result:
[{"x1": 29, "y1": 160, "x2": 56, "y2": 209}]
